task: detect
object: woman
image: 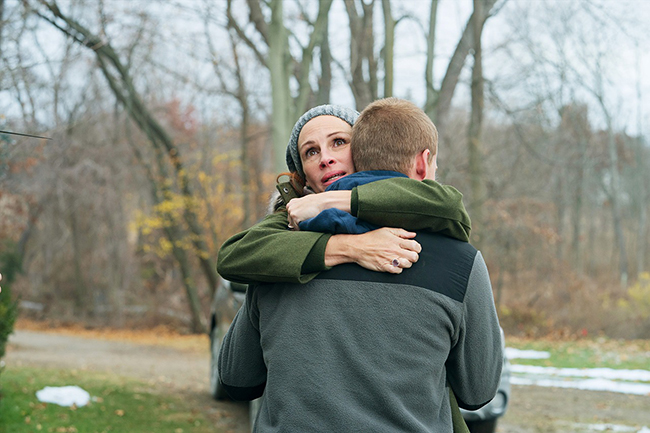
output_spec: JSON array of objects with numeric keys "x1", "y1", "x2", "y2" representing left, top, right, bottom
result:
[{"x1": 217, "y1": 104, "x2": 471, "y2": 284}]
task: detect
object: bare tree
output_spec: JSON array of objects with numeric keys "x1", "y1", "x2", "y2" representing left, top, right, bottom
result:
[
  {"x1": 344, "y1": 0, "x2": 378, "y2": 109},
  {"x1": 31, "y1": 0, "x2": 217, "y2": 332},
  {"x1": 634, "y1": 44, "x2": 648, "y2": 277},
  {"x1": 467, "y1": 0, "x2": 487, "y2": 241},
  {"x1": 381, "y1": 0, "x2": 394, "y2": 98},
  {"x1": 586, "y1": 52, "x2": 628, "y2": 288},
  {"x1": 316, "y1": 14, "x2": 332, "y2": 106},
  {"x1": 0, "y1": 0, "x2": 5, "y2": 58},
  {"x1": 229, "y1": 0, "x2": 332, "y2": 172},
  {"x1": 424, "y1": 0, "x2": 501, "y2": 133},
  {"x1": 204, "y1": 3, "x2": 259, "y2": 228}
]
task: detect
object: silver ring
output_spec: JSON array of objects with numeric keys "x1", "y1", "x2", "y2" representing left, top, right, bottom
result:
[
  {"x1": 288, "y1": 224, "x2": 294, "y2": 229},
  {"x1": 392, "y1": 258, "x2": 400, "y2": 267}
]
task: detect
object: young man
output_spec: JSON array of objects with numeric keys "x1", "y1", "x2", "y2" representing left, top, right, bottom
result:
[{"x1": 218, "y1": 98, "x2": 502, "y2": 432}]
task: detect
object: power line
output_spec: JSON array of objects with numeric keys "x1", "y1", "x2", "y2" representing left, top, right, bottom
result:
[{"x1": 0, "y1": 130, "x2": 52, "y2": 140}]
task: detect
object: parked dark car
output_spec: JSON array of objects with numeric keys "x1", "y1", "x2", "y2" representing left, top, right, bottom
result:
[{"x1": 210, "y1": 278, "x2": 510, "y2": 433}]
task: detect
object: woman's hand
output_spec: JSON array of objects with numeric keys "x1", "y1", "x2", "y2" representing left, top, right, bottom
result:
[
  {"x1": 286, "y1": 191, "x2": 352, "y2": 228},
  {"x1": 325, "y1": 227, "x2": 421, "y2": 274},
  {"x1": 286, "y1": 194, "x2": 326, "y2": 229}
]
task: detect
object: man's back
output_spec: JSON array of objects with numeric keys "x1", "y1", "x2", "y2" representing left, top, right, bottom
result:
[{"x1": 222, "y1": 232, "x2": 502, "y2": 432}]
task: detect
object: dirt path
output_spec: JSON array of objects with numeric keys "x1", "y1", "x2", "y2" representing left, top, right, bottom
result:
[
  {"x1": 6, "y1": 330, "x2": 650, "y2": 432},
  {"x1": 500, "y1": 384, "x2": 650, "y2": 433}
]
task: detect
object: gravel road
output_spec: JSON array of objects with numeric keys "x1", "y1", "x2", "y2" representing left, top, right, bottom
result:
[{"x1": 6, "y1": 330, "x2": 650, "y2": 433}]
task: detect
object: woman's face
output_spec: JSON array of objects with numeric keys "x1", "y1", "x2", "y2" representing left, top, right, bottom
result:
[{"x1": 298, "y1": 115, "x2": 355, "y2": 193}]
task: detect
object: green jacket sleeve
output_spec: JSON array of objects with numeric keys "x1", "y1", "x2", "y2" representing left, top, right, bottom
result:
[
  {"x1": 351, "y1": 178, "x2": 471, "y2": 242},
  {"x1": 217, "y1": 210, "x2": 332, "y2": 285}
]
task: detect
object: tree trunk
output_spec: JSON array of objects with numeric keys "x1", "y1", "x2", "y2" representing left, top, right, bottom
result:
[
  {"x1": 316, "y1": 15, "x2": 332, "y2": 105},
  {"x1": 345, "y1": 0, "x2": 377, "y2": 110},
  {"x1": 229, "y1": 31, "x2": 254, "y2": 228},
  {"x1": 382, "y1": 0, "x2": 394, "y2": 98},
  {"x1": 634, "y1": 134, "x2": 648, "y2": 277},
  {"x1": 267, "y1": 0, "x2": 293, "y2": 173},
  {"x1": 69, "y1": 208, "x2": 87, "y2": 318},
  {"x1": 572, "y1": 137, "x2": 587, "y2": 273},
  {"x1": 0, "y1": 0, "x2": 5, "y2": 58},
  {"x1": 638, "y1": 193, "x2": 647, "y2": 276},
  {"x1": 635, "y1": 50, "x2": 648, "y2": 277},
  {"x1": 294, "y1": 0, "x2": 333, "y2": 116},
  {"x1": 424, "y1": 0, "x2": 439, "y2": 119},
  {"x1": 467, "y1": 0, "x2": 486, "y2": 243},
  {"x1": 555, "y1": 175, "x2": 566, "y2": 260},
  {"x1": 605, "y1": 118, "x2": 628, "y2": 288},
  {"x1": 125, "y1": 122, "x2": 208, "y2": 334},
  {"x1": 164, "y1": 223, "x2": 207, "y2": 334}
]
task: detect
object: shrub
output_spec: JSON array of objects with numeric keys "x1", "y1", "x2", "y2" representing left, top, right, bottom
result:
[{"x1": 0, "y1": 243, "x2": 20, "y2": 366}]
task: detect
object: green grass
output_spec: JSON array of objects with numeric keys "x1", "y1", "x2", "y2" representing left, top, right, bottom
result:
[
  {"x1": 0, "y1": 366, "x2": 219, "y2": 433},
  {"x1": 506, "y1": 337, "x2": 650, "y2": 370}
]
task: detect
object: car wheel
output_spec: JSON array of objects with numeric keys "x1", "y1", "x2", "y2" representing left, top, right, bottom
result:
[
  {"x1": 465, "y1": 419, "x2": 497, "y2": 433},
  {"x1": 209, "y1": 325, "x2": 229, "y2": 400}
]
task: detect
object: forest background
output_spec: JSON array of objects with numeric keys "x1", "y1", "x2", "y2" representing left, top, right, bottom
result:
[{"x1": 1, "y1": 0, "x2": 649, "y2": 338}]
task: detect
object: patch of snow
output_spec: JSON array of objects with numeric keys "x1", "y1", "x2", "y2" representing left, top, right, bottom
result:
[
  {"x1": 570, "y1": 422, "x2": 641, "y2": 432},
  {"x1": 511, "y1": 365, "x2": 650, "y2": 382},
  {"x1": 36, "y1": 386, "x2": 91, "y2": 407},
  {"x1": 511, "y1": 376, "x2": 650, "y2": 395},
  {"x1": 505, "y1": 347, "x2": 551, "y2": 359}
]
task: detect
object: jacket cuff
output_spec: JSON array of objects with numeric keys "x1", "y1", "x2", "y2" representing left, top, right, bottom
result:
[
  {"x1": 301, "y1": 234, "x2": 333, "y2": 274},
  {"x1": 350, "y1": 187, "x2": 359, "y2": 217}
]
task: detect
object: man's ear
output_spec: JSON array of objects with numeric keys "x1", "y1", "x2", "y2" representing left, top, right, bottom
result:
[{"x1": 411, "y1": 149, "x2": 431, "y2": 181}]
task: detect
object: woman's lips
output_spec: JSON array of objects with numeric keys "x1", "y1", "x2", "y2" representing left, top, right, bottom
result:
[{"x1": 321, "y1": 171, "x2": 348, "y2": 186}]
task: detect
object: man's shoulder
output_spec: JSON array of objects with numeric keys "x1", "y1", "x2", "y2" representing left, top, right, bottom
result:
[
  {"x1": 316, "y1": 232, "x2": 478, "y2": 303},
  {"x1": 416, "y1": 232, "x2": 477, "y2": 257}
]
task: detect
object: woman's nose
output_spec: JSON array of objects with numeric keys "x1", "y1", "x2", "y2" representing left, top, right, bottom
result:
[
  {"x1": 319, "y1": 157, "x2": 335, "y2": 168},
  {"x1": 319, "y1": 149, "x2": 335, "y2": 168}
]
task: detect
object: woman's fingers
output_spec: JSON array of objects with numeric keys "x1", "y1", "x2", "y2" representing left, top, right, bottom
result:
[
  {"x1": 376, "y1": 228, "x2": 421, "y2": 272},
  {"x1": 346, "y1": 228, "x2": 422, "y2": 274},
  {"x1": 389, "y1": 228, "x2": 417, "y2": 239},
  {"x1": 400, "y1": 238, "x2": 422, "y2": 253},
  {"x1": 400, "y1": 253, "x2": 417, "y2": 268}
]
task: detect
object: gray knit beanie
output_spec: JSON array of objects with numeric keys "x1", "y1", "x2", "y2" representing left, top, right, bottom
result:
[{"x1": 286, "y1": 104, "x2": 359, "y2": 178}]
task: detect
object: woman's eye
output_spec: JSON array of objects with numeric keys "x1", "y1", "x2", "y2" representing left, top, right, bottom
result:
[
  {"x1": 333, "y1": 138, "x2": 346, "y2": 146},
  {"x1": 305, "y1": 148, "x2": 318, "y2": 158}
]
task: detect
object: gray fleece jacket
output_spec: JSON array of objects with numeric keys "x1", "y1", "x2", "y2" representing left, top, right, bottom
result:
[{"x1": 218, "y1": 232, "x2": 502, "y2": 432}]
